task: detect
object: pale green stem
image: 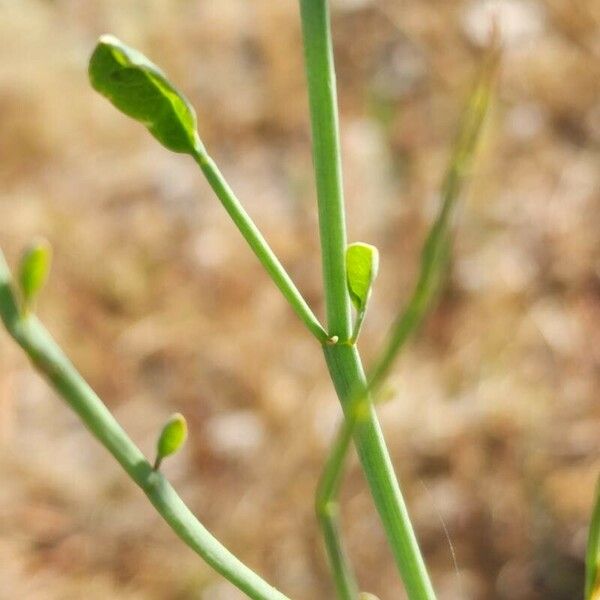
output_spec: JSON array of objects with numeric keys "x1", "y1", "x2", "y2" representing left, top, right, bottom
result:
[
  {"x1": 299, "y1": 2, "x2": 436, "y2": 598},
  {"x1": 299, "y1": 0, "x2": 351, "y2": 341},
  {"x1": 323, "y1": 344, "x2": 435, "y2": 600},
  {"x1": 191, "y1": 150, "x2": 328, "y2": 344},
  {"x1": 0, "y1": 250, "x2": 290, "y2": 600},
  {"x1": 315, "y1": 417, "x2": 360, "y2": 600}
]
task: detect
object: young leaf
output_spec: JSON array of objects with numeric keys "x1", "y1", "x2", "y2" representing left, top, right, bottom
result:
[
  {"x1": 155, "y1": 412, "x2": 188, "y2": 470},
  {"x1": 346, "y1": 242, "x2": 379, "y2": 312},
  {"x1": 19, "y1": 239, "x2": 52, "y2": 313},
  {"x1": 89, "y1": 35, "x2": 201, "y2": 155}
]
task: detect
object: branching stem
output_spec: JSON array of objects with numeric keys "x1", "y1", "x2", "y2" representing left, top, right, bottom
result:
[
  {"x1": 0, "y1": 250, "x2": 290, "y2": 600},
  {"x1": 299, "y1": 1, "x2": 435, "y2": 598}
]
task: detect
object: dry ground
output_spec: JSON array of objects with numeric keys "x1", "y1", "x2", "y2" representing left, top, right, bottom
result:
[{"x1": 1, "y1": 1, "x2": 599, "y2": 598}]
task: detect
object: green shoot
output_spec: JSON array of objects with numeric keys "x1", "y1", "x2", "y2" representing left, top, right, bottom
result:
[
  {"x1": 346, "y1": 242, "x2": 379, "y2": 344},
  {"x1": 300, "y1": 0, "x2": 436, "y2": 597},
  {"x1": 89, "y1": 36, "x2": 328, "y2": 344},
  {"x1": 155, "y1": 412, "x2": 188, "y2": 470},
  {"x1": 0, "y1": 248, "x2": 289, "y2": 600},
  {"x1": 18, "y1": 238, "x2": 52, "y2": 315},
  {"x1": 299, "y1": 0, "x2": 351, "y2": 341}
]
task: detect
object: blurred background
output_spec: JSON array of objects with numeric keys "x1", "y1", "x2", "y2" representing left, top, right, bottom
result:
[{"x1": 1, "y1": 0, "x2": 599, "y2": 598}]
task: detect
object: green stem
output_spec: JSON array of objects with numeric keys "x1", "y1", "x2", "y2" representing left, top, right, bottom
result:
[
  {"x1": 324, "y1": 344, "x2": 435, "y2": 600},
  {"x1": 315, "y1": 416, "x2": 360, "y2": 600},
  {"x1": 299, "y1": 0, "x2": 351, "y2": 341},
  {"x1": 191, "y1": 151, "x2": 328, "y2": 344},
  {"x1": 0, "y1": 251, "x2": 290, "y2": 600},
  {"x1": 299, "y1": 2, "x2": 435, "y2": 597},
  {"x1": 586, "y1": 476, "x2": 600, "y2": 599}
]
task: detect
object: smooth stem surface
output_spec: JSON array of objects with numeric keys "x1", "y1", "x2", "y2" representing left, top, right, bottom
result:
[
  {"x1": 299, "y1": 0, "x2": 351, "y2": 340},
  {"x1": 315, "y1": 417, "x2": 360, "y2": 600},
  {"x1": 324, "y1": 344, "x2": 436, "y2": 600},
  {"x1": 0, "y1": 251, "x2": 289, "y2": 600},
  {"x1": 586, "y1": 476, "x2": 600, "y2": 599},
  {"x1": 192, "y1": 150, "x2": 328, "y2": 344},
  {"x1": 299, "y1": 1, "x2": 435, "y2": 597}
]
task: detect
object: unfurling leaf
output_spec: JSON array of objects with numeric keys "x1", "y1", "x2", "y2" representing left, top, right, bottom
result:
[
  {"x1": 89, "y1": 35, "x2": 200, "y2": 155},
  {"x1": 346, "y1": 242, "x2": 379, "y2": 312},
  {"x1": 19, "y1": 239, "x2": 52, "y2": 313},
  {"x1": 155, "y1": 413, "x2": 188, "y2": 469}
]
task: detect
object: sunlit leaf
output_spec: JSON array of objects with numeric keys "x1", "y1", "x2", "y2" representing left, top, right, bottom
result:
[
  {"x1": 346, "y1": 242, "x2": 379, "y2": 312},
  {"x1": 89, "y1": 35, "x2": 200, "y2": 154}
]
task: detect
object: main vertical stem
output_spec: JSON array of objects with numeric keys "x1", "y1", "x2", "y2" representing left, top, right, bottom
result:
[
  {"x1": 299, "y1": 0, "x2": 351, "y2": 341},
  {"x1": 299, "y1": 1, "x2": 436, "y2": 598}
]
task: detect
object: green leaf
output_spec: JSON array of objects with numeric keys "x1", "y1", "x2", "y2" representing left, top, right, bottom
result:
[
  {"x1": 346, "y1": 242, "x2": 379, "y2": 312},
  {"x1": 89, "y1": 34, "x2": 201, "y2": 155},
  {"x1": 19, "y1": 239, "x2": 52, "y2": 313},
  {"x1": 156, "y1": 413, "x2": 188, "y2": 468}
]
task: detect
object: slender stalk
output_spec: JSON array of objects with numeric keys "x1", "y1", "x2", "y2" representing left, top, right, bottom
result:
[
  {"x1": 586, "y1": 476, "x2": 600, "y2": 599},
  {"x1": 368, "y1": 49, "x2": 497, "y2": 392},
  {"x1": 299, "y1": 0, "x2": 351, "y2": 340},
  {"x1": 191, "y1": 150, "x2": 328, "y2": 345},
  {"x1": 315, "y1": 417, "x2": 360, "y2": 600},
  {"x1": 299, "y1": 2, "x2": 435, "y2": 597},
  {"x1": 0, "y1": 251, "x2": 290, "y2": 600}
]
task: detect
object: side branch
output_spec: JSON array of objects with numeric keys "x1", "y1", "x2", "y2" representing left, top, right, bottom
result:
[
  {"x1": 192, "y1": 151, "x2": 329, "y2": 344},
  {"x1": 0, "y1": 250, "x2": 290, "y2": 600}
]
